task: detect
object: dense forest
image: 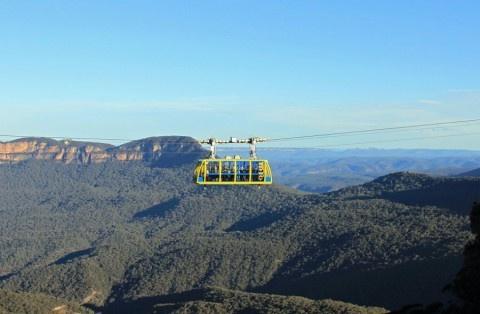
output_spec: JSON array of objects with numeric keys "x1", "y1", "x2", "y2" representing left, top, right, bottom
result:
[
  {"x1": 104, "y1": 286, "x2": 387, "y2": 314},
  {"x1": 0, "y1": 147, "x2": 479, "y2": 313},
  {"x1": 393, "y1": 202, "x2": 480, "y2": 314}
]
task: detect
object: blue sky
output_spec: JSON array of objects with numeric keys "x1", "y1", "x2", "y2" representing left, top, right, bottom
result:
[{"x1": 0, "y1": 1, "x2": 479, "y2": 148}]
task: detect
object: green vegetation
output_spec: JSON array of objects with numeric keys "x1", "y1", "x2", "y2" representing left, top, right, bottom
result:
[
  {"x1": 392, "y1": 203, "x2": 480, "y2": 314},
  {"x1": 104, "y1": 286, "x2": 387, "y2": 314},
  {"x1": 0, "y1": 288, "x2": 91, "y2": 314},
  {"x1": 0, "y1": 157, "x2": 478, "y2": 312}
]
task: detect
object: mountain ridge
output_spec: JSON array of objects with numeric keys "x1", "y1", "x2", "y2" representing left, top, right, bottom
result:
[
  {"x1": 0, "y1": 136, "x2": 206, "y2": 165},
  {"x1": 458, "y1": 168, "x2": 480, "y2": 177},
  {"x1": 330, "y1": 172, "x2": 480, "y2": 215}
]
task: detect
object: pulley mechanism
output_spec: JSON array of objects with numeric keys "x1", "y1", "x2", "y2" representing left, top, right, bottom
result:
[{"x1": 199, "y1": 137, "x2": 268, "y2": 159}]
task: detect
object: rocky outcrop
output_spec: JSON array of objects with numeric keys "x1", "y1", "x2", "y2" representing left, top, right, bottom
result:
[
  {"x1": 0, "y1": 138, "x2": 112, "y2": 164},
  {"x1": 0, "y1": 136, "x2": 206, "y2": 165}
]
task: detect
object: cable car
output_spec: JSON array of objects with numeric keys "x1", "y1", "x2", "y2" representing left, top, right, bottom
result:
[{"x1": 193, "y1": 137, "x2": 273, "y2": 185}]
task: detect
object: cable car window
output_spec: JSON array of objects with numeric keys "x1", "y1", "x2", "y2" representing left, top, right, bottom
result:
[
  {"x1": 252, "y1": 161, "x2": 260, "y2": 182},
  {"x1": 206, "y1": 161, "x2": 219, "y2": 182},
  {"x1": 236, "y1": 161, "x2": 249, "y2": 182},
  {"x1": 221, "y1": 161, "x2": 234, "y2": 182}
]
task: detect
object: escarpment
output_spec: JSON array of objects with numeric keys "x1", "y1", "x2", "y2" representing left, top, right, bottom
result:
[{"x1": 0, "y1": 136, "x2": 206, "y2": 165}]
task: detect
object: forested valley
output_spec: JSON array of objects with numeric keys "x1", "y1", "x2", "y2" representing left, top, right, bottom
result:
[{"x1": 1, "y1": 145, "x2": 479, "y2": 313}]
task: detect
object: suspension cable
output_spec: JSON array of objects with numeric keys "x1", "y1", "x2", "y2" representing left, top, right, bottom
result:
[
  {"x1": 268, "y1": 118, "x2": 480, "y2": 142},
  {"x1": 0, "y1": 118, "x2": 479, "y2": 146}
]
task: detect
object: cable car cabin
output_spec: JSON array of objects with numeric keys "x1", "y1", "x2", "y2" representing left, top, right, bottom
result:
[{"x1": 194, "y1": 158, "x2": 272, "y2": 185}]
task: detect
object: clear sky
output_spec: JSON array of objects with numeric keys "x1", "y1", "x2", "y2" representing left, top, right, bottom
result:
[{"x1": 1, "y1": 1, "x2": 479, "y2": 148}]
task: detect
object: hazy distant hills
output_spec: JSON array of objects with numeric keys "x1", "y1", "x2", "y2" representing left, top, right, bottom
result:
[
  {"x1": 241, "y1": 148, "x2": 480, "y2": 192},
  {"x1": 0, "y1": 150, "x2": 479, "y2": 313}
]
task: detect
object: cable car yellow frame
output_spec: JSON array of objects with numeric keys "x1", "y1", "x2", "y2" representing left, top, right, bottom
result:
[{"x1": 194, "y1": 158, "x2": 272, "y2": 185}]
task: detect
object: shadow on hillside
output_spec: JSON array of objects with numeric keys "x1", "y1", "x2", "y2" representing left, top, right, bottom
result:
[
  {"x1": 97, "y1": 289, "x2": 214, "y2": 314},
  {"x1": 133, "y1": 198, "x2": 180, "y2": 219},
  {"x1": 338, "y1": 178, "x2": 480, "y2": 215},
  {"x1": 254, "y1": 255, "x2": 463, "y2": 310},
  {"x1": 0, "y1": 273, "x2": 14, "y2": 282},
  {"x1": 381, "y1": 181, "x2": 480, "y2": 215},
  {"x1": 225, "y1": 211, "x2": 289, "y2": 232},
  {"x1": 53, "y1": 248, "x2": 95, "y2": 265}
]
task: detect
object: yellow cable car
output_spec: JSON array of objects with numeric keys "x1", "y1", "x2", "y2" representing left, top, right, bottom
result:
[
  {"x1": 194, "y1": 158, "x2": 272, "y2": 185},
  {"x1": 193, "y1": 137, "x2": 273, "y2": 185}
]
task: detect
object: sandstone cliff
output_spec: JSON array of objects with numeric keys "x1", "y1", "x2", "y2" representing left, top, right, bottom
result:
[{"x1": 0, "y1": 136, "x2": 205, "y2": 165}]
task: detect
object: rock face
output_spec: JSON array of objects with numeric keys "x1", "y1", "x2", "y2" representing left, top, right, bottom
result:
[
  {"x1": 0, "y1": 138, "x2": 112, "y2": 164},
  {"x1": 0, "y1": 136, "x2": 206, "y2": 165}
]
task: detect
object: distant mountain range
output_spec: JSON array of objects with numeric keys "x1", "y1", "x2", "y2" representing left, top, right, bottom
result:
[
  {"x1": 242, "y1": 148, "x2": 480, "y2": 192},
  {"x1": 1, "y1": 143, "x2": 479, "y2": 313}
]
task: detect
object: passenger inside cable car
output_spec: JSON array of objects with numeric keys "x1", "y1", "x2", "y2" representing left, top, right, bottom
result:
[
  {"x1": 194, "y1": 159, "x2": 272, "y2": 185},
  {"x1": 236, "y1": 161, "x2": 249, "y2": 182},
  {"x1": 222, "y1": 160, "x2": 235, "y2": 182}
]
